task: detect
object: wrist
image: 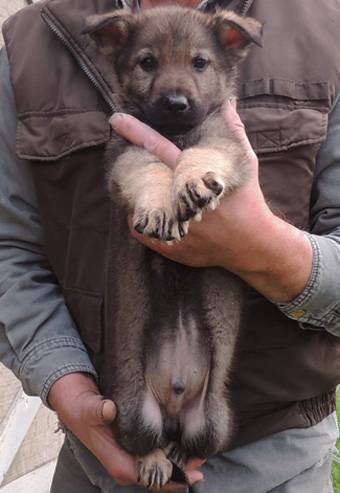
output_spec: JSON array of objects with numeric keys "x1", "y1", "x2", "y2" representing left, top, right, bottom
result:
[{"x1": 230, "y1": 210, "x2": 313, "y2": 303}]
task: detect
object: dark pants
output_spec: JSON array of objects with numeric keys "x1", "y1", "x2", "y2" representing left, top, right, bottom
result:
[{"x1": 51, "y1": 413, "x2": 338, "y2": 493}]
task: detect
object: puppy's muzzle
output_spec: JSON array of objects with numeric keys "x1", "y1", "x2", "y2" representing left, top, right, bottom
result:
[
  {"x1": 144, "y1": 92, "x2": 206, "y2": 135},
  {"x1": 163, "y1": 94, "x2": 190, "y2": 116}
]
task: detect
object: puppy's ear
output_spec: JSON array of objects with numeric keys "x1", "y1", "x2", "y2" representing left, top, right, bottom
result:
[
  {"x1": 82, "y1": 11, "x2": 135, "y2": 57},
  {"x1": 213, "y1": 11, "x2": 263, "y2": 63}
]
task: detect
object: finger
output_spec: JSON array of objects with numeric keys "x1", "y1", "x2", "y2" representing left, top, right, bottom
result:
[
  {"x1": 221, "y1": 99, "x2": 257, "y2": 161},
  {"x1": 184, "y1": 458, "x2": 206, "y2": 471},
  {"x1": 149, "y1": 470, "x2": 204, "y2": 491},
  {"x1": 185, "y1": 469, "x2": 204, "y2": 487},
  {"x1": 110, "y1": 113, "x2": 181, "y2": 170},
  {"x1": 98, "y1": 399, "x2": 117, "y2": 425},
  {"x1": 82, "y1": 395, "x2": 117, "y2": 427}
]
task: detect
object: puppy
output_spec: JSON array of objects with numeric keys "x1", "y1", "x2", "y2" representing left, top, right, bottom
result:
[{"x1": 83, "y1": 2, "x2": 262, "y2": 489}]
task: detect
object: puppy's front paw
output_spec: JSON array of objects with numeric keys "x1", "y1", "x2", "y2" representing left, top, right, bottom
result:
[
  {"x1": 136, "y1": 449, "x2": 173, "y2": 489},
  {"x1": 133, "y1": 207, "x2": 189, "y2": 242},
  {"x1": 175, "y1": 171, "x2": 225, "y2": 222},
  {"x1": 174, "y1": 148, "x2": 229, "y2": 222}
]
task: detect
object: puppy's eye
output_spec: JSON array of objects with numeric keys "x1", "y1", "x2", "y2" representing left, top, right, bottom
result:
[
  {"x1": 140, "y1": 56, "x2": 157, "y2": 71},
  {"x1": 193, "y1": 57, "x2": 209, "y2": 71}
]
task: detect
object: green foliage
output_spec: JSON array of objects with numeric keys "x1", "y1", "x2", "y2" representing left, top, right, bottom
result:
[{"x1": 332, "y1": 391, "x2": 340, "y2": 492}]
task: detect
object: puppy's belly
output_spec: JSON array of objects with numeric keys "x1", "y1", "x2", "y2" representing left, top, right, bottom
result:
[{"x1": 143, "y1": 313, "x2": 210, "y2": 438}]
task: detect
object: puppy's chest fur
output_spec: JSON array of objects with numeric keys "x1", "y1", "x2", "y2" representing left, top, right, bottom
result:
[{"x1": 84, "y1": 3, "x2": 262, "y2": 489}]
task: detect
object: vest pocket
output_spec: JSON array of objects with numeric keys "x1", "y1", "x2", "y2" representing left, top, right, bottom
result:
[
  {"x1": 16, "y1": 110, "x2": 110, "y2": 161},
  {"x1": 62, "y1": 287, "x2": 103, "y2": 354},
  {"x1": 237, "y1": 78, "x2": 331, "y2": 154}
]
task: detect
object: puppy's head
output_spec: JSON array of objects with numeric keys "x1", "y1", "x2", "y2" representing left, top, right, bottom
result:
[{"x1": 83, "y1": 5, "x2": 262, "y2": 135}]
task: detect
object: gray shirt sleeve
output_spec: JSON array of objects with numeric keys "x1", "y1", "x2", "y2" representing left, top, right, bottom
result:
[
  {"x1": 0, "y1": 48, "x2": 97, "y2": 405},
  {"x1": 276, "y1": 90, "x2": 340, "y2": 336}
]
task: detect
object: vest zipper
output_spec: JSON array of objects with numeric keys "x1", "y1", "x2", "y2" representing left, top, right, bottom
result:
[
  {"x1": 239, "y1": 0, "x2": 253, "y2": 15},
  {"x1": 40, "y1": 11, "x2": 117, "y2": 114}
]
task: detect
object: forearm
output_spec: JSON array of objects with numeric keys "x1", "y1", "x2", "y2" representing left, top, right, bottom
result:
[
  {"x1": 245, "y1": 88, "x2": 340, "y2": 326},
  {"x1": 227, "y1": 210, "x2": 313, "y2": 303},
  {"x1": 273, "y1": 87, "x2": 340, "y2": 333},
  {"x1": 274, "y1": 233, "x2": 340, "y2": 334}
]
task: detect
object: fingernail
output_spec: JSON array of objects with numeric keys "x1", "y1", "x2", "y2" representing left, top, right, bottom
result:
[
  {"x1": 109, "y1": 112, "x2": 123, "y2": 129},
  {"x1": 99, "y1": 399, "x2": 116, "y2": 424},
  {"x1": 99, "y1": 399, "x2": 107, "y2": 420}
]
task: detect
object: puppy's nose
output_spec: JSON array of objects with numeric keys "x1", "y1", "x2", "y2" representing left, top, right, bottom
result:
[{"x1": 164, "y1": 94, "x2": 189, "y2": 114}]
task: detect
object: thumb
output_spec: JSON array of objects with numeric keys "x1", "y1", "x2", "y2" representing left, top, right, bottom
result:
[
  {"x1": 98, "y1": 399, "x2": 117, "y2": 425},
  {"x1": 222, "y1": 98, "x2": 257, "y2": 163},
  {"x1": 110, "y1": 112, "x2": 181, "y2": 170},
  {"x1": 82, "y1": 395, "x2": 117, "y2": 427}
]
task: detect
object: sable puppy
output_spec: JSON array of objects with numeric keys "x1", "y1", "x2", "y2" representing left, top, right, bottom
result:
[{"x1": 83, "y1": 3, "x2": 262, "y2": 489}]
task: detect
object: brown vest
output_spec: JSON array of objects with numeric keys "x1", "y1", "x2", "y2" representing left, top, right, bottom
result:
[{"x1": 4, "y1": 0, "x2": 340, "y2": 448}]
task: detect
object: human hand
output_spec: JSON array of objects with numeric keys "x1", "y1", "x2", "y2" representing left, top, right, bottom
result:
[
  {"x1": 48, "y1": 372, "x2": 204, "y2": 489},
  {"x1": 110, "y1": 100, "x2": 313, "y2": 303},
  {"x1": 110, "y1": 99, "x2": 267, "y2": 271}
]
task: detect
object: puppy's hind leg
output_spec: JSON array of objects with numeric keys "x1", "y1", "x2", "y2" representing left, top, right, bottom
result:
[
  {"x1": 136, "y1": 448, "x2": 189, "y2": 490},
  {"x1": 136, "y1": 449, "x2": 173, "y2": 490}
]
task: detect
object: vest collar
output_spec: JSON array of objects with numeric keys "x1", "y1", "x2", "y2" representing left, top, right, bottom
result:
[{"x1": 41, "y1": 0, "x2": 118, "y2": 112}]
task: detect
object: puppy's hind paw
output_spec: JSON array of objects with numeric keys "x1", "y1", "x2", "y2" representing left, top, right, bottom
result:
[
  {"x1": 136, "y1": 450, "x2": 173, "y2": 489},
  {"x1": 164, "y1": 441, "x2": 188, "y2": 470}
]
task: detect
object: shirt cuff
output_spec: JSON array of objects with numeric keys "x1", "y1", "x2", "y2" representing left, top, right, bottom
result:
[
  {"x1": 19, "y1": 336, "x2": 98, "y2": 407},
  {"x1": 275, "y1": 233, "x2": 340, "y2": 335}
]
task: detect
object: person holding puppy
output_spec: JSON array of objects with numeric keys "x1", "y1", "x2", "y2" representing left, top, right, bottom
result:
[{"x1": 1, "y1": 0, "x2": 340, "y2": 491}]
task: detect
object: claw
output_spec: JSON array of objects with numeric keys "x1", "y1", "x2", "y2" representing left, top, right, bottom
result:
[
  {"x1": 179, "y1": 226, "x2": 186, "y2": 238},
  {"x1": 136, "y1": 450, "x2": 173, "y2": 490},
  {"x1": 134, "y1": 209, "x2": 149, "y2": 234}
]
